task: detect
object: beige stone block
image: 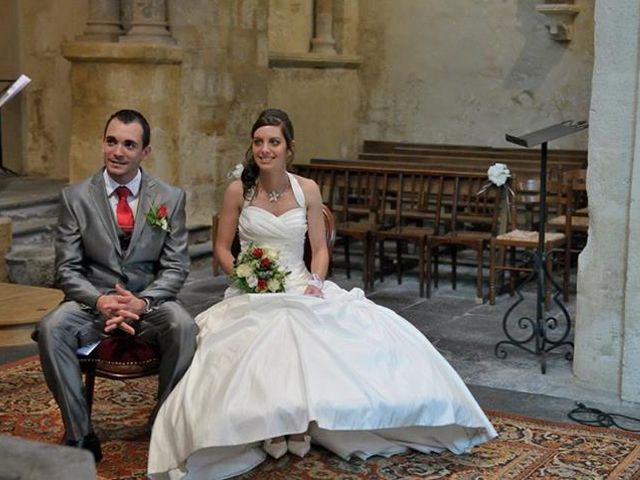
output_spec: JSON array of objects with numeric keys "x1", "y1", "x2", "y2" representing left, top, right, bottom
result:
[
  {"x1": 0, "y1": 217, "x2": 12, "y2": 282},
  {"x1": 62, "y1": 41, "x2": 183, "y2": 185}
]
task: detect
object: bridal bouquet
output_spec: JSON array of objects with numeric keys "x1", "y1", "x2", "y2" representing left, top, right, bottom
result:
[{"x1": 230, "y1": 243, "x2": 291, "y2": 293}]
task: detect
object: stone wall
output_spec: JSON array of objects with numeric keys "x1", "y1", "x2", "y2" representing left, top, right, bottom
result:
[
  {"x1": 358, "y1": 0, "x2": 593, "y2": 149},
  {"x1": 267, "y1": 0, "x2": 361, "y2": 164},
  {"x1": 3, "y1": 0, "x2": 87, "y2": 178},
  {"x1": 165, "y1": 1, "x2": 269, "y2": 224},
  {"x1": 4, "y1": 0, "x2": 595, "y2": 219}
]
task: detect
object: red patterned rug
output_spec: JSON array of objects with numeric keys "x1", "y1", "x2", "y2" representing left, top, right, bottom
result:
[{"x1": 2, "y1": 357, "x2": 639, "y2": 479}]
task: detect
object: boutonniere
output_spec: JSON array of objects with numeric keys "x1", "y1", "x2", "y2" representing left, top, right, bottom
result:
[{"x1": 146, "y1": 203, "x2": 170, "y2": 232}]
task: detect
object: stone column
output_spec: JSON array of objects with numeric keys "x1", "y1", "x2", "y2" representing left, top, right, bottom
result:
[
  {"x1": 574, "y1": 0, "x2": 640, "y2": 402},
  {"x1": 120, "y1": 0, "x2": 175, "y2": 44},
  {"x1": 62, "y1": 42, "x2": 183, "y2": 185},
  {"x1": 78, "y1": 0, "x2": 123, "y2": 42},
  {"x1": 310, "y1": 0, "x2": 337, "y2": 54}
]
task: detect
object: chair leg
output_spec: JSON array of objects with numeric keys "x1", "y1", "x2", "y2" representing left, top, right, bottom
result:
[
  {"x1": 425, "y1": 238, "x2": 433, "y2": 298},
  {"x1": 432, "y1": 242, "x2": 440, "y2": 289},
  {"x1": 378, "y1": 239, "x2": 385, "y2": 283},
  {"x1": 344, "y1": 237, "x2": 351, "y2": 279},
  {"x1": 451, "y1": 246, "x2": 458, "y2": 291},
  {"x1": 396, "y1": 240, "x2": 403, "y2": 285},
  {"x1": 489, "y1": 240, "x2": 497, "y2": 305},
  {"x1": 83, "y1": 365, "x2": 97, "y2": 418},
  {"x1": 509, "y1": 247, "x2": 517, "y2": 296},
  {"x1": 368, "y1": 232, "x2": 376, "y2": 291},
  {"x1": 418, "y1": 237, "x2": 426, "y2": 298},
  {"x1": 476, "y1": 244, "x2": 484, "y2": 303}
]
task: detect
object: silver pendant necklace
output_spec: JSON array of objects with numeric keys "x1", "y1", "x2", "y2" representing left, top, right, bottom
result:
[
  {"x1": 261, "y1": 179, "x2": 288, "y2": 203},
  {"x1": 267, "y1": 189, "x2": 283, "y2": 203}
]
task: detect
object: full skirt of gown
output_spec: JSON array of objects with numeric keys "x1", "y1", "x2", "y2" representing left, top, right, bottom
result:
[{"x1": 148, "y1": 178, "x2": 497, "y2": 480}]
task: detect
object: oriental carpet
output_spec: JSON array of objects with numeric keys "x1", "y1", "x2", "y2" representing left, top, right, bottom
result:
[{"x1": 1, "y1": 357, "x2": 639, "y2": 479}]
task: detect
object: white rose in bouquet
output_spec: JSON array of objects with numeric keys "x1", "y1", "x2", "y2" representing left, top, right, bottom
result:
[
  {"x1": 235, "y1": 263, "x2": 252, "y2": 278},
  {"x1": 267, "y1": 278, "x2": 282, "y2": 292},
  {"x1": 246, "y1": 274, "x2": 258, "y2": 289},
  {"x1": 262, "y1": 246, "x2": 280, "y2": 260}
]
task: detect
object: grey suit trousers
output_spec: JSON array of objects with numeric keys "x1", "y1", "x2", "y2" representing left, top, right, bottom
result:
[{"x1": 37, "y1": 300, "x2": 197, "y2": 441}]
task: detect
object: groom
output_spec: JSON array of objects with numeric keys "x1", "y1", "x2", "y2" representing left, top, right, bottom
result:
[{"x1": 35, "y1": 109, "x2": 197, "y2": 462}]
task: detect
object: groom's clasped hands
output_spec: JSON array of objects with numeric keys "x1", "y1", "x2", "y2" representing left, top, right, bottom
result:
[{"x1": 97, "y1": 283, "x2": 148, "y2": 335}]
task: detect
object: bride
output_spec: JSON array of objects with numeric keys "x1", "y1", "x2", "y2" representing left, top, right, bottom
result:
[{"x1": 147, "y1": 109, "x2": 497, "y2": 479}]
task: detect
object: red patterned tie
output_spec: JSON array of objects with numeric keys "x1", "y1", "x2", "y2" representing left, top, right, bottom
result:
[{"x1": 115, "y1": 186, "x2": 134, "y2": 234}]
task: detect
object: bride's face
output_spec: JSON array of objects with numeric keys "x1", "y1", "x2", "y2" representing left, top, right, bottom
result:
[{"x1": 252, "y1": 125, "x2": 290, "y2": 172}]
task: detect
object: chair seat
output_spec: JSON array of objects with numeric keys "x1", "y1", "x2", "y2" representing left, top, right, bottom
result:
[
  {"x1": 79, "y1": 335, "x2": 160, "y2": 376},
  {"x1": 496, "y1": 229, "x2": 565, "y2": 246},
  {"x1": 435, "y1": 230, "x2": 493, "y2": 240},
  {"x1": 377, "y1": 225, "x2": 434, "y2": 240},
  {"x1": 548, "y1": 215, "x2": 589, "y2": 229},
  {"x1": 335, "y1": 222, "x2": 377, "y2": 235}
]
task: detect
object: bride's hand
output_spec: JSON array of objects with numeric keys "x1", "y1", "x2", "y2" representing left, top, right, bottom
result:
[{"x1": 304, "y1": 285, "x2": 323, "y2": 298}]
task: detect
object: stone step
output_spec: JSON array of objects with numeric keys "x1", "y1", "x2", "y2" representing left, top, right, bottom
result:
[
  {"x1": 8, "y1": 217, "x2": 211, "y2": 247},
  {"x1": 0, "y1": 194, "x2": 60, "y2": 222},
  {"x1": 186, "y1": 224, "x2": 211, "y2": 246},
  {"x1": 11, "y1": 216, "x2": 58, "y2": 246},
  {"x1": 4, "y1": 228, "x2": 213, "y2": 288},
  {"x1": 189, "y1": 241, "x2": 213, "y2": 272}
]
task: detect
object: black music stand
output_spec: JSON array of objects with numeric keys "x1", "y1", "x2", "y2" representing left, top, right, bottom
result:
[
  {"x1": 495, "y1": 120, "x2": 588, "y2": 373},
  {"x1": 0, "y1": 76, "x2": 31, "y2": 175}
]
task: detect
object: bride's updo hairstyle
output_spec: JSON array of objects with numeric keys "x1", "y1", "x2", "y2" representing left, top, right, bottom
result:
[{"x1": 241, "y1": 108, "x2": 295, "y2": 199}]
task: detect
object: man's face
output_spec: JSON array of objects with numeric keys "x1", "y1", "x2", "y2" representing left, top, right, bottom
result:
[{"x1": 102, "y1": 118, "x2": 150, "y2": 184}]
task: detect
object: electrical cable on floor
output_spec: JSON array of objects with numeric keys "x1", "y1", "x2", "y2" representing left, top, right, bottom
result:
[{"x1": 568, "y1": 402, "x2": 640, "y2": 432}]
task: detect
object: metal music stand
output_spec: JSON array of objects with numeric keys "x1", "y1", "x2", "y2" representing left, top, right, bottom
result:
[
  {"x1": 495, "y1": 120, "x2": 588, "y2": 374},
  {"x1": 0, "y1": 76, "x2": 30, "y2": 175}
]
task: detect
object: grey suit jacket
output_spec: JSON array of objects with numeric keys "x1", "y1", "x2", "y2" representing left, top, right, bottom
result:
[{"x1": 55, "y1": 168, "x2": 190, "y2": 309}]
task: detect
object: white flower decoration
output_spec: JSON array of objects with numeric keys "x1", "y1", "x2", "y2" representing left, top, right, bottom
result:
[
  {"x1": 487, "y1": 163, "x2": 511, "y2": 187},
  {"x1": 228, "y1": 163, "x2": 244, "y2": 180}
]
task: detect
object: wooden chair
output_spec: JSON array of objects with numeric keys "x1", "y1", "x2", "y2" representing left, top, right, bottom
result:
[
  {"x1": 31, "y1": 321, "x2": 161, "y2": 418},
  {"x1": 548, "y1": 169, "x2": 588, "y2": 293},
  {"x1": 78, "y1": 335, "x2": 160, "y2": 416},
  {"x1": 333, "y1": 169, "x2": 393, "y2": 291},
  {"x1": 488, "y1": 178, "x2": 568, "y2": 306},
  {"x1": 426, "y1": 174, "x2": 502, "y2": 302},
  {"x1": 375, "y1": 172, "x2": 444, "y2": 297}
]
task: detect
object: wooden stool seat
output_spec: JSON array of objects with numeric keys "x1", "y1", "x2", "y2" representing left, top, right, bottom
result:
[{"x1": 79, "y1": 335, "x2": 160, "y2": 378}]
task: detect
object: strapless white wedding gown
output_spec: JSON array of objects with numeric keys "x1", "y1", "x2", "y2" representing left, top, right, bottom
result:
[{"x1": 148, "y1": 174, "x2": 496, "y2": 480}]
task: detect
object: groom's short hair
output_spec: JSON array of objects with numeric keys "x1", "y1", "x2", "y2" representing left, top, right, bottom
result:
[{"x1": 103, "y1": 109, "x2": 151, "y2": 148}]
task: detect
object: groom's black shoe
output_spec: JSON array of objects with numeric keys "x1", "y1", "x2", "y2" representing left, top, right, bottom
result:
[{"x1": 65, "y1": 432, "x2": 103, "y2": 462}]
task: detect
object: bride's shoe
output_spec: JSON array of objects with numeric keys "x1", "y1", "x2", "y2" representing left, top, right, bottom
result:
[
  {"x1": 263, "y1": 438, "x2": 287, "y2": 459},
  {"x1": 287, "y1": 435, "x2": 311, "y2": 458}
]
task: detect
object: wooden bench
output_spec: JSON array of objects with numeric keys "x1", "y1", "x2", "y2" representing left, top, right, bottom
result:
[
  {"x1": 360, "y1": 140, "x2": 587, "y2": 181},
  {"x1": 293, "y1": 163, "x2": 506, "y2": 298}
]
